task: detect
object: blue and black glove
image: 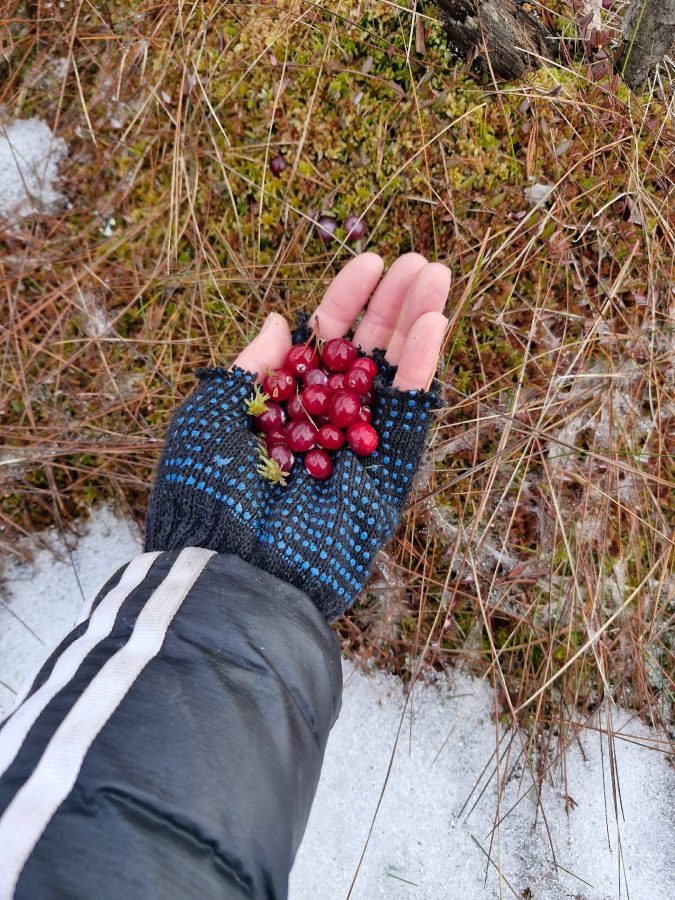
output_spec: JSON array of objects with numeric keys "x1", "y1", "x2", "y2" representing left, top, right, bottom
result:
[{"x1": 145, "y1": 327, "x2": 441, "y2": 622}]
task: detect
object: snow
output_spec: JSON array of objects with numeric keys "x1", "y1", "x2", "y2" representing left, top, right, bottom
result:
[
  {"x1": 0, "y1": 508, "x2": 141, "y2": 716},
  {"x1": 0, "y1": 118, "x2": 68, "y2": 221},
  {"x1": 291, "y1": 665, "x2": 675, "y2": 900},
  {"x1": 1, "y1": 509, "x2": 673, "y2": 900}
]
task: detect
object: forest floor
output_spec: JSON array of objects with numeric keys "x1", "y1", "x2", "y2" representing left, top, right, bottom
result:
[{"x1": 1, "y1": 2, "x2": 673, "y2": 896}]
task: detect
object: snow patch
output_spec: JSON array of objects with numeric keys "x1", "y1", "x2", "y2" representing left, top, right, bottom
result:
[
  {"x1": 0, "y1": 508, "x2": 140, "y2": 717},
  {"x1": 290, "y1": 665, "x2": 675, "y2": 900},
  {"x1": 0, "y1": 118, "x2": 68, "y2": 221}
]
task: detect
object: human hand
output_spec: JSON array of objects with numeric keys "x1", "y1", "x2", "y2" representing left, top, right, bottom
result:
[
  {"x1": 234, "y1": 253, "x2": 448, "y2": 390},
  {"x1": 145, "y1": 253, "x2": 450, "y2": 621}
]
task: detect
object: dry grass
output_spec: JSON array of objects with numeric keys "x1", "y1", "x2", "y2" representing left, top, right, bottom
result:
[{"x1": 1, "y1": 0, "x2": 674, "y2": 889}]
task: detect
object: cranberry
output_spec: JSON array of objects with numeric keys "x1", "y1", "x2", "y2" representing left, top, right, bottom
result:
[
  {"x1": 346, "y1": 422, "x2": 378, "y2": 456},
  {"x1": 327, "y1": 372, "x2": 347, "y2": 393},
  {"x1": 358, "y1": 405, "x2": 372, "y2": 423},
  {"x1": 303, "y1": 368, "x2": 329, "y2": 387},
  {"x1": 304, "y1": 448, "x2": 333, "y2": 480},
  {"x1": 266, "y1": 428, "x2": 288, "y2": 448},
  {"x1": 328, "y1": 390, "x2": 361, "y2": 428},
  {"x1": 262, "y1": 368, "x2": 296, "y2": 401},
  {"x1": 344, "y1": 215, "x2": 366, "y2": 241},
  {"x1": 252, "y1": 401, "x2": 286, "y2": 434},
  {"x1": 287, "y1": 395, "x2": 310, "y2": 421},
  {"x1": 301, "y1": 385, "x2": 330, "y2": 416},
  {"x1": 351, "y1": 357, "x2": 378, "y2": 379},
  {"x1": 346, "y1": 365, "x2": 373, "y2": 395},
  {"x1": 321, "y1": 338, "x2": 358, "y2": 373},
  {"x1": 269, "y1": 443, "x2": 294, "y2": 473},
  {"x1": 286, "y1": 420, "x2": 318, "y2": 453},
  {"x1": 318, "y1": 424, "x2": 345, "y2": 450},
  {"x1": 285, "y1": 344, "x2": 319, "y2": 377},
  {"x1": 316, "y1": 216, "x2": 337, "y2": 243},
  {"x1": 270, "y1": 155, "x2": 287, "y2": 175}
]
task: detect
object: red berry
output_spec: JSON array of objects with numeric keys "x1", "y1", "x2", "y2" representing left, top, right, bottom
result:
[
  {"x1": 287, "y1": 395, "x2": 310, "y2": 421},
  {"x1": 327, "y1": 372, "x2": 346, "y2": 393},
  {"x1": 270, "y1": 155, "x2": 287, "y2": 176},
  {"x1": 303, "y1": 368, "x2": 328, "y2": 387},
  {"x1": 346, "y1": 365, "x2": 373, "y2": 395},
  {"x1": 318, "y1": 424, "x2": 345, "y2": 451},
  {"x1": 358, "y1": 405, "x2": 372, "y2": 423},
  {"x1": 321, "y1": 338, "x2": 358, "y2": 373},
  {"x1": 262, "y1": 368, "x2": 296, "y2": 401},
  {"x1": 285, "y1": 344, "x2": 319, "y2": 377},
  {"x1": 301, "y1": 385, "x2": 330, "y2": 416},
  {"x1": 351, "y1": 357, "x2": 378, "y2": 379},
  {"x1": 346, "y1": 422, "x2": 378, "y2": 456},
  {"x1": 286, "y1": 420, "x2": 318, "y2": 453},
  {"x1": 316, "y1": 216, "x2": 337, "y2": 243},
  {"x1": 328, "y1": 390, "x2": 361, "y2": 428},
  {"x1": 266, "y1": 428, "x2": 288, "y2": 448},
  {"x1": 269, "y1": 443, "x2": 294, "y2": 473},
  {"x1": 253, "y1": 401, "x2": 286, "y2": 434},
  {"x1": 305, "y1": 448, "x2": 333, "y2": 480},
  {"x1": 344, "y1": 215, "x2": 366, "y2": 241}
]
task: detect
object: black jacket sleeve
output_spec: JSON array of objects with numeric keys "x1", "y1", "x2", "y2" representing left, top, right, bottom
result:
[{"x1": 0, "y1": 549, "x2": 342, "y2": 899}]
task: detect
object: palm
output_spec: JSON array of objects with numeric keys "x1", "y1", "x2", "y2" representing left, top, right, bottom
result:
[
  {"x1": 234, "y1": 253, "x2": 450, "y2": 389},
  {"x1": 148, "y1": 254, "x2": 449, "y2": 618}
]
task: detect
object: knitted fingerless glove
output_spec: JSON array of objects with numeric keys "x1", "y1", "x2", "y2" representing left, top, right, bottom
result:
[{"x1": 145, "y1": 331, "x2": 441, "y2": 621}]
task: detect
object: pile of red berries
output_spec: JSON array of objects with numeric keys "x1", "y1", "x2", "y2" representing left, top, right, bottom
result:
[{"x1": 246, "y1": 337, "x2": 379, "y2": 482}]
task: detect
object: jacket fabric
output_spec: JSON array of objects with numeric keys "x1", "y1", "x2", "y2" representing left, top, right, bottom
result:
[{"x1": 0, "y1": 550, "x2": 342, "y2": 899}]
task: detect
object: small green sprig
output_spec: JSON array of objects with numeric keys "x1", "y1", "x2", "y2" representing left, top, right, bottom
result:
[
  {"x1": 244, "y1": 385, "x2": 270, "y2": 416},
  {"x1": 256, "y1": 443, "x2": 288, "y2": 486}
]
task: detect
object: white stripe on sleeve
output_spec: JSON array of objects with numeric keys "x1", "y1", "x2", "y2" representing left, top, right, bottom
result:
[
  {"x1": 0, "y1": 552, "x2": 160, "y2": 780},
  {"x1": 0, "y1": 546, "x2": 214, "y2": 899}
]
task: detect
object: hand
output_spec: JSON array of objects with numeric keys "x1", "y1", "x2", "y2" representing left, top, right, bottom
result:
[
  {"x1": 234, "y1": 253, "x2": 449, "y2": 390},
  {"x1": 146, "y1": 254, "x2": 450, "y2": 621}
]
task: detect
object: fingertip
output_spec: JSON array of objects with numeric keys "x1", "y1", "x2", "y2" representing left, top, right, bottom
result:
[
  {"x1": 397, "y1": 251, "x2": 428, "y2": 268},
  {"x1": 355, "y1": 251, "x2": 385, "y2": 275},
  {"x1": 419, "y1": 261, "x2": 451, "y2": 297},
  {"x1": 260, "y1": 311, "x2": 287, "y2": 333},
  {"x1": 233, "y1": 313, "x2": 292, "y2": 376},
  {"x1": 392, "y1": 311, "x2": 448, "y2": 391}
]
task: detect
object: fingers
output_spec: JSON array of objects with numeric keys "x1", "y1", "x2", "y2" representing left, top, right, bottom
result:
[
  {"x1": 352, "y1": 253, "x2": 427, "y2": 354},
  {"x1": 393, "y1": 311, "x2": 448, "y2": 391},
  {"x1": 308, "y1": 252, "x2": 384, "y2": 340},
  {"x1": 233, "y1": 313, "x2": 292, "y2": 376},
  {"x1": 385, "y1": 263, "x2": 451, "y2": 366}
]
